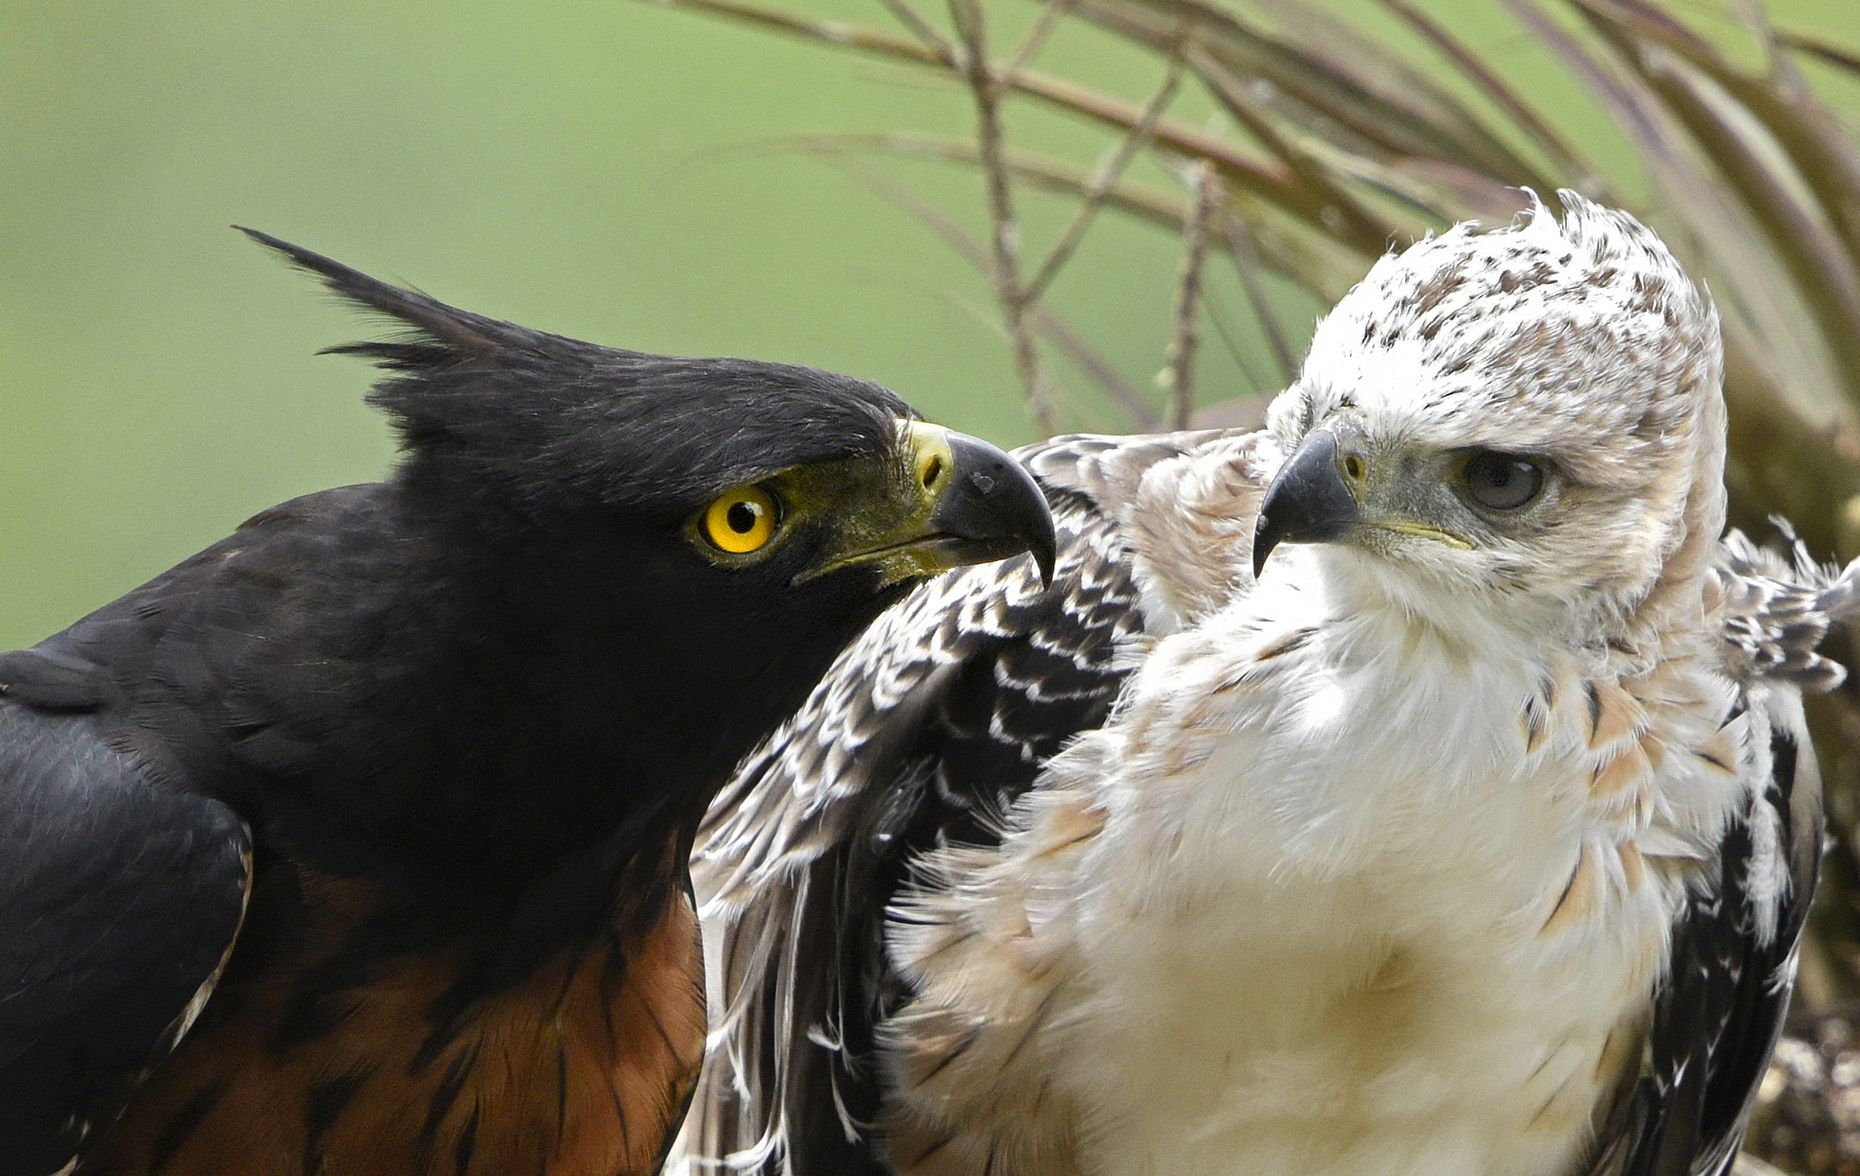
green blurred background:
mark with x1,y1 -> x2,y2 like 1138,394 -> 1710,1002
4,0 -> 1857,649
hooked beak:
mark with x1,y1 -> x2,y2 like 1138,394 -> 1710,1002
1252,428 -> 1361,578
814,423 -> 1057,588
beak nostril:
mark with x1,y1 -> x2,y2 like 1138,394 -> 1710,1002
1343,454 -> 1366,482
922,456 -> 945,489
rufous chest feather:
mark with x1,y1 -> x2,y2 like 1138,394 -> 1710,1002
83,863 -> 705,1176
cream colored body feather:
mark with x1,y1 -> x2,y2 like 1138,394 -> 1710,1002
883,536 -> 1760,1176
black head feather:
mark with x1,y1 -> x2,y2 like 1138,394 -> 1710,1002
236,226 -> 518,356
209,229 -> 976,892
237,227 -> 909,515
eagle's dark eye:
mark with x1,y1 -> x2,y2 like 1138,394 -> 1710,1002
701,485 -> 781,554
1462,451 -> 1545,511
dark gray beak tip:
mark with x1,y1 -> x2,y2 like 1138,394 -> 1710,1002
1250,518 -> 1275,581
1029,531 -> 1057,588
1251,429 -> 1359,578
936,433 -> 1058,588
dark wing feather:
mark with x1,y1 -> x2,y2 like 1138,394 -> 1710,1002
0,682 -> 250,1176
674,432 -> 1227,1175
0,483 -> 408,1176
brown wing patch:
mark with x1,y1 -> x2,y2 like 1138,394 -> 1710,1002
1590,741 -> 1652,802
1539,844 -> 1600,938
1586,679 -> 1646,751
1252,626 -> 1317,663
87,851 -> 704,1176
1694,724 -> 1742,774
1030,801 -> 1106,861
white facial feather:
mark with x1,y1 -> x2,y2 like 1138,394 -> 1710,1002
1267,190 -> 1726,641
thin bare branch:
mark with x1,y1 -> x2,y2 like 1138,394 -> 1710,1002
1077,0 -> 1550,189
879,0 -> 954,58
641,0 -> 1313,218
949,0 -> 1059,434
788,130 -> 1192,228
789,129 -> 1368,299
1198,283 -> 1272,395
1572,0 -> 1860,404
1025,56 -> 1184,304
1184,41 -> 1398,250
1778,29 -> 1860,76
1165,162 -> 1219,428
1730,0 -> 1809,98
1576,0 -> 1860,312
1003,0 -> 1073,82
1217,211 -> 1298,385
891,280 -> 1131,432
820,157 -> 1159,427
1375,0 -> 1597,183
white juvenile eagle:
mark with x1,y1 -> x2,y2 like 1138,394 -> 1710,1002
671,194 -> 1860,1175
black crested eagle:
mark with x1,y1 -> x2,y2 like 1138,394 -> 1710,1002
0,231 -> 1054,1176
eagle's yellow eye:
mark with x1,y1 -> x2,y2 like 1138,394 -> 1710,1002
702,485 -> 781,555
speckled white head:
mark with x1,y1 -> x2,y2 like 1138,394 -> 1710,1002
1261,190 -> 1725,639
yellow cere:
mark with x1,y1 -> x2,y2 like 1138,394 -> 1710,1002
703,485 -> 780,554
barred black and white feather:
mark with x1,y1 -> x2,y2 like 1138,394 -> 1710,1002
673,431 -> 1234,1174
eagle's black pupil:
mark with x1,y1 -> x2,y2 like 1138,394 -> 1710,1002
1465,452 -> 1544,511
727,501 -> 762,534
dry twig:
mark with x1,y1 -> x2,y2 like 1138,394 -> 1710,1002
1003,0 -> 1073,82
823,156 -> 1158,427
1217,211 -> 1297,387
949,0 -> 1058,435
1025,56 -> 1184,303
1165,161 -> 1218,429
879,0 -> 954,58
